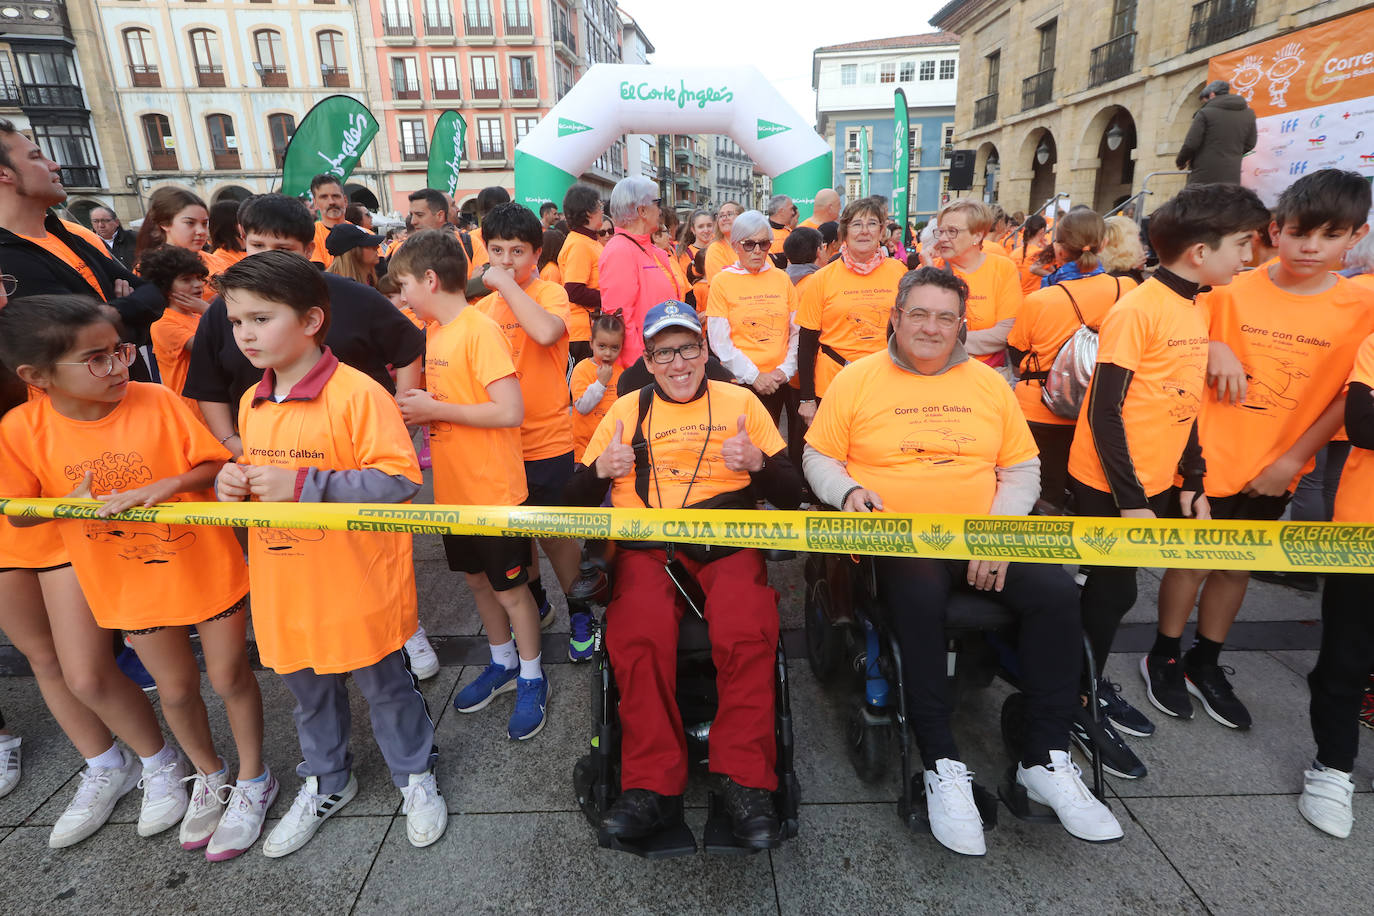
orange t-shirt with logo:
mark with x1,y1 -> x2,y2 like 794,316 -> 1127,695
940,253 -> 1023,336
558,229 -> 601,343
237,360 -> 420,674
705,264 -> 799,375
796,257 -> 907,397
569,357 -> 624,459
582,380 -> 785,508
807,350 -> 1038,514
16,221 -> 111,300
151,307 -> 205,423
1194,269 -> 1374,497
1009,274 -> 1136,426
1333,332 -> 1374,523
1067,278 -> 1211,498
0,382 -> 247,630
478,277 -> 574,461
425,306 -> 527,506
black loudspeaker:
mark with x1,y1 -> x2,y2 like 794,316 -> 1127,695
947,149 -> 975,190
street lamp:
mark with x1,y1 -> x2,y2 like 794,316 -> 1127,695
1106,123 -> 1124,151
1035,137 -> 1050,165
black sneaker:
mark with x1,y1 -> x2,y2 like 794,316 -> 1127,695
1096,677 -> 1155,737
1070,702 -> 1147,779
1140,654 -> 1194,720
601,789 -> 684,839
1184,662 -> 1252,730
717,776 -> 781,849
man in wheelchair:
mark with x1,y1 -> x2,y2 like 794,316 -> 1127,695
566,301 -> 802,849
803,268 -> 1121,855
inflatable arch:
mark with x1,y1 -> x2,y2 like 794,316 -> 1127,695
514,64 -> 833,218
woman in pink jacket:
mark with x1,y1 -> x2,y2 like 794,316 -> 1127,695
598,176 -> 685,367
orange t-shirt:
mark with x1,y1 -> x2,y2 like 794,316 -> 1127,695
1333,332 -> 1374,523
15,221 -> 112,300
569,357 -> 624,460
698,239 -> 735,308
1349,273 -> 1374,291
0,382 -> 247,630
1194,269 -> 1374,497
1067,277 -> 1210,498
806,350 -> 1038,514
983,239 -> 1011,260
311,221 -> 337,269
1009,274 -> 1136,426
559,229 -> 601,343
582,380 -> 785,508
203,247 -> 245,279
477,277 -> 574,461
796,257 -> 908,397
150,307 -> 205,422
940,252 -> 1023,335
1011,244 -> 1046,295
705,264 -> 799,375
0,391 -> 64,570
539,261 -> 562,284
799,217 -> 821,231
772,224 -> 792,254
425,306 -> 526,506
237,360 -> 420,674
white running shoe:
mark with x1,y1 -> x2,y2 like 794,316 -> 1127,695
923,758 -> 986,856
179,761 -> 229,850
48,750 -> 140,848
137,752 -> 192,837
1017,749 -> 1124,843
262,774 -> 358,858
405,626 -> 440,680
400,770 -> 447,847
206,769 -> 279,861
1299,764 -> 1355,839
0,735 -> 20,798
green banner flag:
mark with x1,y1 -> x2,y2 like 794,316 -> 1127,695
892,88 -> 910,243
859,127 -> 869,198
279,95 -> 378,199
426,110 -> 467,198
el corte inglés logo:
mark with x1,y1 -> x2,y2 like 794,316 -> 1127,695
757,119 -> 791,139
557,118 -> 593,137
620,80 -> 734,110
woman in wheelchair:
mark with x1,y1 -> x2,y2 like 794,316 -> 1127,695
803,268 -> 1121,855
566,301 -> 802,849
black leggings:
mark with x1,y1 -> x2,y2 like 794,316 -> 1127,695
875,556 -> 1082,769
1027,421 -> 1074,511
1309,574 -> 1374,772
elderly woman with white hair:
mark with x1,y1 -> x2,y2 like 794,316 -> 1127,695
598,175 -> 685,367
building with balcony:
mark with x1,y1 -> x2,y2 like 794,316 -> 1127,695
930,0 -> 1367,215
619,8 -> 657,184
709,136 -> 754,211
812,32 -> 960,224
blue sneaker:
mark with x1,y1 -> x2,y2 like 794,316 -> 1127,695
568,611 -> 595,663
508,677 -> 550,741
453,662 -> 518,713
116,645 -> 157,693
538,600 -> 556,630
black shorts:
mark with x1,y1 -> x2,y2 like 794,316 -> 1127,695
524,451 -> 574,506
442,533 -> 531,591
1173,489 -> 1290,521
124,596 -> 247,636
0,562 -> 72,575
1067,478 -> 1179,518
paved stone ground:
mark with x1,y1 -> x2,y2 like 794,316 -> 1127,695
1,533 -> 1370,915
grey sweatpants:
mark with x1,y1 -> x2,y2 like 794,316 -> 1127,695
279,649 -> 436,793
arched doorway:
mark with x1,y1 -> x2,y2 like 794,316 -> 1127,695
977,142 -> 1000,204
213,185 -> 253,204
65,198 -> 103,227
1089,107 -> 1137,213
1025,129 -> 1057,214
345,183 -> 380,210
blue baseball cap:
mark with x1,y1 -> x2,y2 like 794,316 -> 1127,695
642,300 -> 701,339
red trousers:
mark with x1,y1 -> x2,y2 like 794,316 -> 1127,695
606,547 -> 779,795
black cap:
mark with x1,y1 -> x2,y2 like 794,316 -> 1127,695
325,221 -> 384,256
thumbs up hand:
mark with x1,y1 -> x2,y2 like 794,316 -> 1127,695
595,419 -> 636,480
721,414 -> 764,472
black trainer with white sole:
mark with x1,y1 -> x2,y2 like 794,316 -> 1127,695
1184,662 -> 1252,730
1096,678 -> 1155,737
1140,654 -> 1194,720
1070,704 -> 1146,780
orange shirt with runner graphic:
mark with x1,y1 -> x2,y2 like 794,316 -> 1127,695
15,221 -> 112,300
796,257 -> 907,397
425,306 -> 526,506
477,277 -> 574,460
569,357 -> 624,459
150,306 -> 205,422
237,360 -> 420,674
1193,268 -> 1374,497
559,229 -> 601,343
1334,332 -> 1374,523
705,264 -> 799,375
0,382 -> 247,630
806,350 -> 1038,514
582,380 -> 785,508
1067,277 -> 1211,498
1009,273 -> 1136,425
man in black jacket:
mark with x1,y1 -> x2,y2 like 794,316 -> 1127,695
1176,81 -> 1257,186
89,206 -> 138,269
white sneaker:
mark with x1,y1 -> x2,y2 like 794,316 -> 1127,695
1017,749 -> 1124,842
48,750 -> 140,848
923,758 -> 986,856
179,761 -> 229,850
400,770 -> 447,847
0,735 -> 20,798
405,626 -> 440,680
207,769 -> 279,861
262,774 -> 357,858
137,752 -> 192,837
1299,764 -> 1355,838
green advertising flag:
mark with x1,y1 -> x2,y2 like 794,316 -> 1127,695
279,95 -> 379,199
892,88 -> 910,243
426,110 -> 467,198
859,128 -> 870,198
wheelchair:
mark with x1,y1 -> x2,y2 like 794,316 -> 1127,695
572,552 -> 801,859
802,552 -> 1107,836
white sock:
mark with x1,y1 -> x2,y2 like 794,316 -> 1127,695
139,743 -> 177,772
85,743 -> 124,771
519,653 -> 543,681
490,640 -> 518,670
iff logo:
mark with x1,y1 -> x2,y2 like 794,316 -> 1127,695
1289,161 -> 1309,175
1279,118 -> 1300,133
757,118 -> 791,139
557,118 -> 593,138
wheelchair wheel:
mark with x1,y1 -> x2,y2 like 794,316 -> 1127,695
999,692 -> 1029,763
845,696 -> 892,784
805,574 -> 844,683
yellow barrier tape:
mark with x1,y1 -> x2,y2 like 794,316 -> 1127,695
3,497 -> 1373,573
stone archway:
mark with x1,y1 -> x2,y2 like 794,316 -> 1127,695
344,183 -> 380,210
1084,106 -> 1138,212
1021,128 -> 1057,213
976,141 -> 1000,204
212,185 -> 253,204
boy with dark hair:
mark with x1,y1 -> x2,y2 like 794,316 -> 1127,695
213,251 -> 445,854
1148,170 -> 1374,730
783,227 -> 824,286
1065,183 -> 1270,780
140,245 -> 211,420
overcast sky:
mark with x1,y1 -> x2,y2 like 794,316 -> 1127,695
621,1 -> 950,127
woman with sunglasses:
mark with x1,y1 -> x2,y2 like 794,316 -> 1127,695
598,176 -> 685,368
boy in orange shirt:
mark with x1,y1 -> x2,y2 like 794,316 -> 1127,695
1147,170 -> 1374,731
390,231 -> 551,741
214,252 -> 446,856
140,244 -> 210,420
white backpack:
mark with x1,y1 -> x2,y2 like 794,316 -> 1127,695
1033,278 -> 1121,420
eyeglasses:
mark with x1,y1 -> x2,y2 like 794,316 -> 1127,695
0,274 -> 15,296
850,220 -> 882,231
897,307 -> 963,329
738,238 -> 772,252
597,228 -> 614,237
56,342 -> 137,378
932,227 -> 966,239
648,342 -> 703,364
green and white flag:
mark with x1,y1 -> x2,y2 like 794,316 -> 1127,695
859,127 -> 870,198
426,110 -> 467,197
892,88 -> 910,242
279,95 -> 378,199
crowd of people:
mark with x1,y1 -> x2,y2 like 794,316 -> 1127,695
0,110 -> 1372,865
